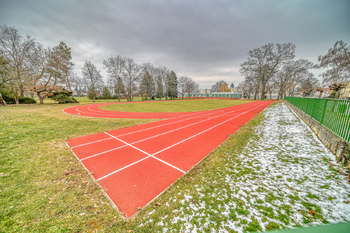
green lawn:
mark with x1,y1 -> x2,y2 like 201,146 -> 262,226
100,99 -> 255,112
0,99 -> 270,232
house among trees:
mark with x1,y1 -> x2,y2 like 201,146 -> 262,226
340,82 -> 350,99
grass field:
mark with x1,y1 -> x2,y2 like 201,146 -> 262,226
100,99 -> 255,112
1,99 -> 272,232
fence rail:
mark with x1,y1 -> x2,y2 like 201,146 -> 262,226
284,97 -> 350,143
183,93 -> 242,98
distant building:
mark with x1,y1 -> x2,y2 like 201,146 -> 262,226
230,87 -> 243,93
340,82 -> 350,98
200,89 -> 212,94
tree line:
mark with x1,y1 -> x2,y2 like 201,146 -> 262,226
0,25 -> 200,105
238,41 -> 350,99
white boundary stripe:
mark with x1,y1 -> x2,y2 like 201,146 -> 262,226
70,102 -> 259,148
77,103 -> 259,161
96,102 -> 266,181
104,132 -> 186,174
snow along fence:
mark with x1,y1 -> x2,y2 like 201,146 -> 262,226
284,98 -> 350,169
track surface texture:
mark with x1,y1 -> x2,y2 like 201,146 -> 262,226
65,100 -> 273,218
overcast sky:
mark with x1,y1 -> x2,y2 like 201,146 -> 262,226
1,0 -> 349,88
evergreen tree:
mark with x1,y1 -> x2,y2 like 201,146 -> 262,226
140,71 -> 155,100
102,86 -> 112,99
156,77 -> 163,100
168,71 -> 178,99
114,76 -> 125,102
54,41 -> 74,91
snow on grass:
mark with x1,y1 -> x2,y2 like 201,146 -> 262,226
140,103 -> 350,233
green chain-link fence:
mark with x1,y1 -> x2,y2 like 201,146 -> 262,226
285,97 -> 350,143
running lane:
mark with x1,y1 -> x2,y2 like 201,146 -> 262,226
65,100 -> 273,217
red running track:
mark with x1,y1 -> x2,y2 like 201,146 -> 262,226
65,100 -> 273,218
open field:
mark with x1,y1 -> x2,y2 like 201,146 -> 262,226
100,99 -> 255,112
1,99 -> 348,232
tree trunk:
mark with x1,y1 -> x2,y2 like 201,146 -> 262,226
66,73 -> 72,91
93,94 -> 95,103
261,82 -> 266,100
335,90 -> 340,99
38,94 -> 44,104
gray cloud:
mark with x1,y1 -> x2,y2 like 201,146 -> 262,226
1,0 -> 349,88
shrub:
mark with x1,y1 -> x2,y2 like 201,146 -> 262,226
0,90 -> 36,104
19,96 -> 36,104
48,89 -> 79,104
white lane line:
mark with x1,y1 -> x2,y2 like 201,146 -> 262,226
96,155 -> 151,181
104,132 -> 186,174
71,137 -> 113,148
80,144 -> 128,161
70,102 -> 260,148
152,103 -> 266,156
77,103 -> 259,160
96,102 -> 268,180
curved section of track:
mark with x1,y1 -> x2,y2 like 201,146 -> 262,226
63,101 -> 255,119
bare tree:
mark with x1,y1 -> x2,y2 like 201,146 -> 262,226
69,73 -> 83,96
178,76 -> 188,99
321,68 -> 349,99
27,43 -> 66,104
240,43 -> 295,100
155,70 -> 163,100
0,25 -> 35,103
211,80 -> 226,92
158,66 -> 170,100
318,40 -> 350,73
82,61 -> 103,103
273,59 -> 313,100
185,77 -> 199,98
0,55 -> 10,89
299,73 -> 319,97
103,55 -> 142,101
238,77 -> 254,99
265,81 -> 276,99
317,41 -> 350,99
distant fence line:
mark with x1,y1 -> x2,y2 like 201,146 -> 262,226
183,93 -> 242,98
284,97 -> 350,143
